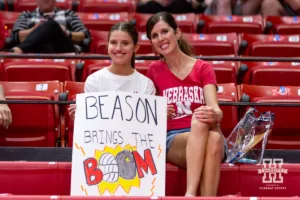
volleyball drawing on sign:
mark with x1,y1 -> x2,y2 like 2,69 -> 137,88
83,144 -> 158,195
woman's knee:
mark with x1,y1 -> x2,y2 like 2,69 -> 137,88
207,131 -> 224,157
191,117 -> 209,135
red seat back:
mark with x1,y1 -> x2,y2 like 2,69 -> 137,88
13,0 -> 72,11
207,60 -> 238,84
217,83 -> 239,138
266,16 -> 300,35
77,12 -> 131,31
0,162 -> 59,195
1,58 -> 75,82
78,0 -> 135,13
135,13 -> 196,33
64,81 -> 84,147
198,15 -> 264,34
0,11 -> 19,31
0,81 -> 61,147
183,33 -> 239,56
241,33 -> 300,57
241,84 -> 300,149
241,62 -> 300,86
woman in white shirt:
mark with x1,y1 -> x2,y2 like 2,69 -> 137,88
68,22 -> 156,119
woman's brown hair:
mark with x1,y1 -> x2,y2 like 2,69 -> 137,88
145,11 -> 194,57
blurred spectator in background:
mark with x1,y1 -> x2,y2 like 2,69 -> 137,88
205,0 -> 262,15
136,0 -> 207,14
10,0 -> 91,54
261,0 -> 300,16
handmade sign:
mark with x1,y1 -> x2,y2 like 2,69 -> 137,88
70,91 -> 167,197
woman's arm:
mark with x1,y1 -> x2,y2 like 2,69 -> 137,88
203,84 -> 223,123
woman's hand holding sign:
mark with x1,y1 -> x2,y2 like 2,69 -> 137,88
167,105 -> 175,120
68,104 -> 77,121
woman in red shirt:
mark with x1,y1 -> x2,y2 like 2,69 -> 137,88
146,11 -> 227,197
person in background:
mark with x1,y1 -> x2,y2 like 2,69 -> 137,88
261,0 -> 300,16
10,0 -> 91,54
205,0 -> 262,15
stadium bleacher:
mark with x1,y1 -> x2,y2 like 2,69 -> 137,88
0,0 -> 299,199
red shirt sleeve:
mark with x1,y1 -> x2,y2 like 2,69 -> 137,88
200,62 -> 217,87
146,63 -> 155,81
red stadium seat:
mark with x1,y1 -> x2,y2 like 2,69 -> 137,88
183,33 -> 239,56
1,58 -> 76,82
81,59 -> 152,81
81,59 -> 110,81
77,12 -> 131,31
135,13 -> 196,33
0,161 -> 59,195
240,164 -> 300,197
0,161 -> 239,197
58,162 -> 185,196
217,164 -> 240,196
240,33 -> 300,57
266,16 -> 300,35
78,0 -> 135,13
0,11 -> 20,31
63,81 -> 84,147
217,83 -> 239,138
162,163 -> 240,197
13,0 -> 72,11
197,15 -> 264,34
88,30 -> 108,54
241,84 -> 300,149
58,162 -> 71,195
240,62 -> 300,86
207,60 -> 238,84
0,81 -> 62,147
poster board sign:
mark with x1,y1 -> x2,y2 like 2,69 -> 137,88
70,91 -> 167,197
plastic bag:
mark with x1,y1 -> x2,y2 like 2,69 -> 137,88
226,107 -> 275,164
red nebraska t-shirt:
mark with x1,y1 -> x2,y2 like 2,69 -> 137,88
147,59 -> 217,131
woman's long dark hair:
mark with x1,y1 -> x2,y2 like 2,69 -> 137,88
146,11 -> 194,57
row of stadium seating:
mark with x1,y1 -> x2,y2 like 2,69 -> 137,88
2,11 -> 300,35
4,0 -> 136,13
87,31 -> 300,57
1,57 -> 300,87
0,81 -> 299,149
0,161 -> 298,197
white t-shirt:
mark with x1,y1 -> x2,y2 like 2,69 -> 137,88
84,67 -> 156,95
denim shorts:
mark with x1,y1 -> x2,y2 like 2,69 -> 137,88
166,128 -> 228,163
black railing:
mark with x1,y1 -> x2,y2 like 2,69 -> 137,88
1,54 -> 300,62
